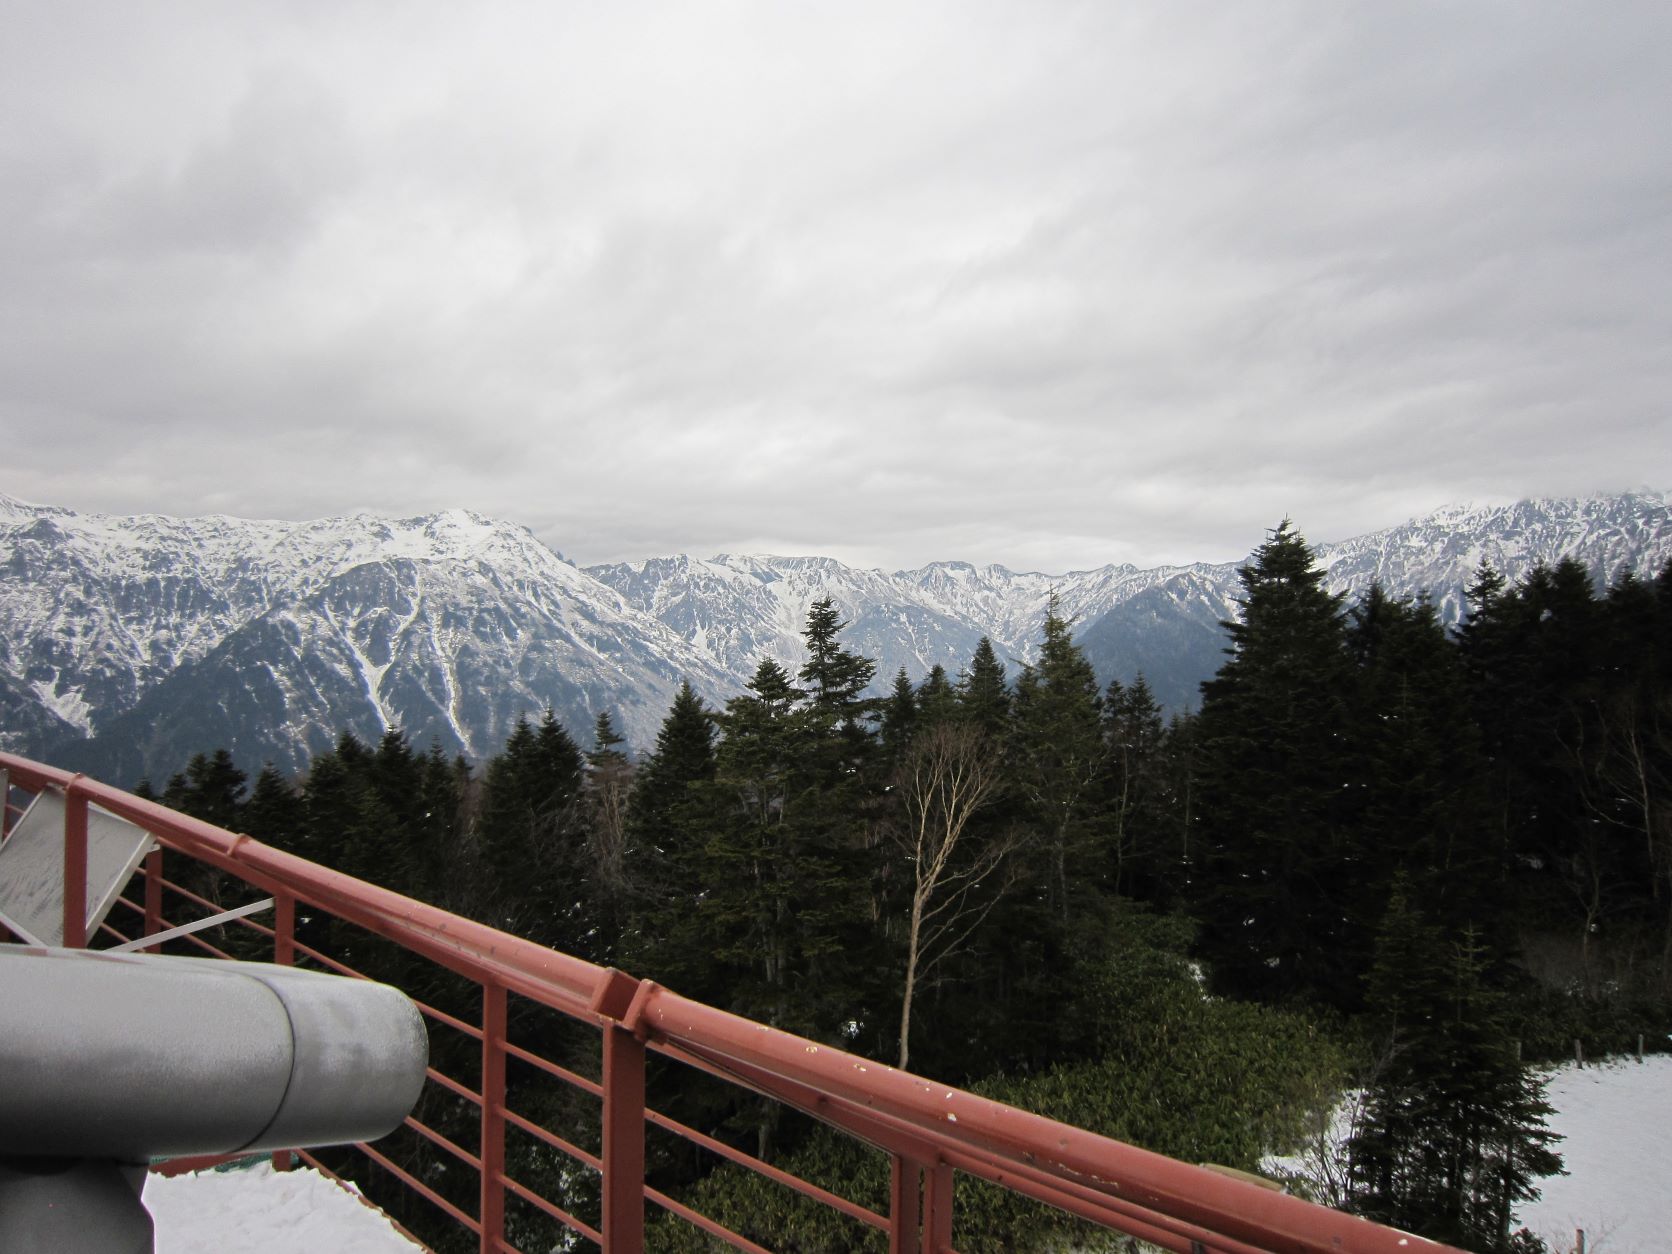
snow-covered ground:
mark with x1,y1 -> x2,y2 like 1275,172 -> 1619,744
1270,1054 -> 1672,1254
144,1161 -> 420,1253
1519,1055 -> 1672,1254
145,1057 -> 1670,1253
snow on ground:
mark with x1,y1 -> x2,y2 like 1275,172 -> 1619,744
1269,1054 -> 1672,1254
1519,1054 -> 1672,1254
144,1160 -> 421,1253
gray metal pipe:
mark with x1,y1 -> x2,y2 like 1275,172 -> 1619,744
0,946 -> 429,1254
0,946 -> 428,1160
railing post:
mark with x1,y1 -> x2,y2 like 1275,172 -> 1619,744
143,847 -> 164,951
922,1160 -> 953,1254
273,890 -> 295,966
889,1155 -> 919,1254
481,982 -> 507,1254
269,888 -> 299,1173
63,780 -> 89,948
602,1023 -> 646,1254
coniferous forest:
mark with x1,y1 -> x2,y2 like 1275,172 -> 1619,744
142,523 -> 1672,1254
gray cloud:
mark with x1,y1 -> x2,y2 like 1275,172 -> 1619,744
1,1 -> 1667,573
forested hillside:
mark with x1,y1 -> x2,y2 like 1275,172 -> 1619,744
145,523 -> 1672,1254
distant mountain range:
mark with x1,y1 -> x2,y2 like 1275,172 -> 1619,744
2,490 -> 1668,786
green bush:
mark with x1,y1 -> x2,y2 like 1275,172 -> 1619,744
647,906 -> 1347,1253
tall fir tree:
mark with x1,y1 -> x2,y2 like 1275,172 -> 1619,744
1192,520 -> 1358,1006
243,762 -> 305,848
585,710 -> 634,962
1349,888 -> 1562,1251
915,664 -> 960,728
1011,594 -> 1105,921
472,710 -> 587,953
880,668 -> 918,759
1099,675 -> 1169,902
1345,588 -> 1499,951
623,682 -> 718,991
958,636 -> 1012,737
698,656 -> 878,1156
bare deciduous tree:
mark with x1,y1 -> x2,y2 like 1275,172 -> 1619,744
891,722 -> 1013,1069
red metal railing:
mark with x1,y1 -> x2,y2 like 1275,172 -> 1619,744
0,751 -> 1461,1254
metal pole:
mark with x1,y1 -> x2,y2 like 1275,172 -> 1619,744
889,1155 -> 918,1254
63,782 -> 88,948
270,889 -> 299,1174
922,1161 -> 953,1254
143,847 -> 163,951
274,891 -> 295,967
601,1023 -> 646,1254
480,982 -> 507,1254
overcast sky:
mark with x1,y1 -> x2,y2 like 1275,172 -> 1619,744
2,3 -> 1667,572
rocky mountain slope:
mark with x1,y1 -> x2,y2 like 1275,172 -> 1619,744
2,490 -> 1667,784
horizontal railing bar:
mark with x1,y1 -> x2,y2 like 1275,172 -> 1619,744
412,996 -> 484,1040
645,1104 -> 886,1231
294,1145 -> 472,1251
146,875 -> 277,940
109,897 -> 274,954
936,1140 -> 1259,1254
153,874 -> 261,919
502,1039 -> 604,1098
403,1114 -> 481,1171
645,1184 -> 777,1254
500,1170 -> 602,1246
350,1141 -> 483,1235
501,1105 -> 601,1173
650,1037 -> 944,1165
425,1065 -> 484,1108
635,984 -> 1422,1254
95,920 -> 133,945
286,934 -> 375,981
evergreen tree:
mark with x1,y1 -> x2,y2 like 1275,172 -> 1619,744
472,710 -> 587,952
1346,588 -> 1499,949
623,682 -> 718,988
1011,594 -> 1105,921
1192,520 -> 1358,1006
700,656 -> 876,1041
173,749 -> 248,831
243,763 -> 305,848
879,668 -> 918,759
915,664 -> 960,728
1350,889 -> 1562,1250
799,597 -> 876,723
698,656 -> 880,1156
1099,675 -> 1168,902
958,636 -> 1012,736
585,711 -> 635,962
415,741 -> 472,913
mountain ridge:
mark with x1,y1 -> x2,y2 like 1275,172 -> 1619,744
2,489 -> 1668,783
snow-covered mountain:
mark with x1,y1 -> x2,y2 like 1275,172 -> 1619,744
2,490 -> 1668,785
0,495 -> 734,780
591,492 -> 1672,714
